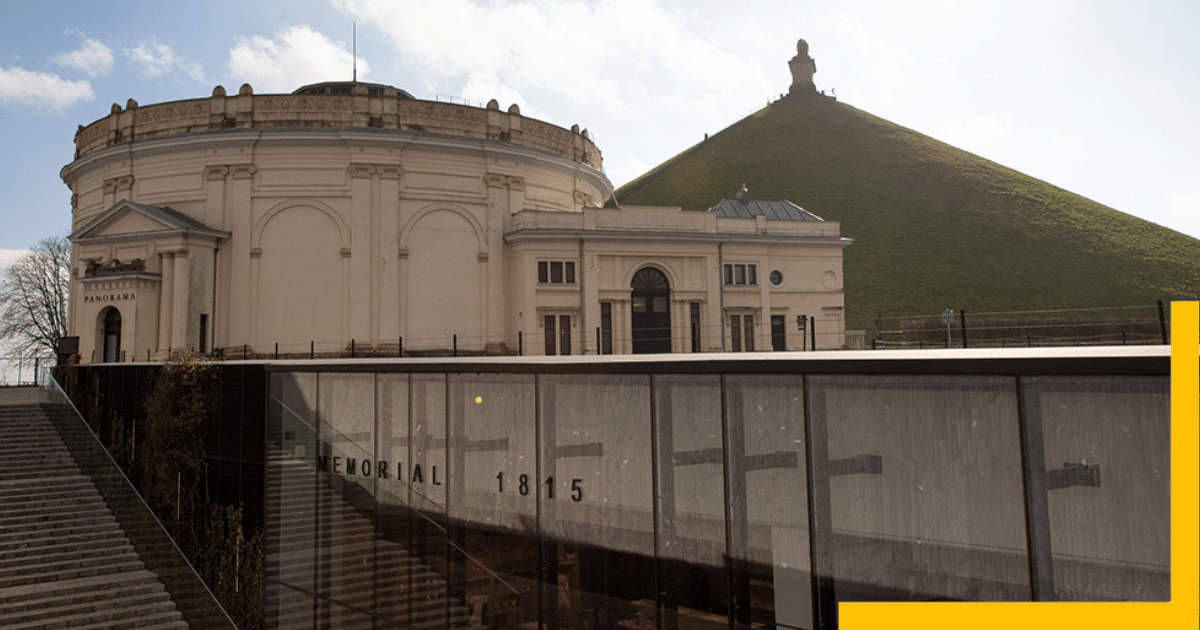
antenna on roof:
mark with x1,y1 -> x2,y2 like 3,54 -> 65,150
352,22 -> 357,83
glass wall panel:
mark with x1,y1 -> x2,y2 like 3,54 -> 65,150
807,375 -> 1030,622
404,374 -> 453,625
539,374 -> 656,630
653,375 -> 730,630
1022,376 -> 1169,601
372,373 -> 429,628
314,373 -> 378,628
448,374 -> 541,628
724,374 -> 812,630
266,372 -> 320,629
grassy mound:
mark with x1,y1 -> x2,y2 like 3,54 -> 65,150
615,96 -> 1200,333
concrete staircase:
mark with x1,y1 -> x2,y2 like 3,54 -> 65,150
266,451 -> 481,630
0,403 -> 188,629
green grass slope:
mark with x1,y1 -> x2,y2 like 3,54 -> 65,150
615,96 -> 1200,333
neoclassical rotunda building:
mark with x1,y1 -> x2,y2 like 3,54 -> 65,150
63,81 -> 850,362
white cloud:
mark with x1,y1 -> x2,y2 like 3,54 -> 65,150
0,66 -> 94,111
227,26 -> 367,93
128,40 -> 204,81
54,36 -> 113,77
0,249 -> 29,271
335,0 -> 775,120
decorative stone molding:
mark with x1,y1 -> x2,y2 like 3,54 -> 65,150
397,248 -> 409,259
230,164 -> 257,179
506,176 -> 525,192
340,247 -> 352,258
85,258 -> 146,277
71,90 -> 605,172
573,191 -> 597,207
347,164 -> 376,178
204,165 -> 230,181
103,175 -> 135,195
484,173 -> 508,189
349,164 -> 403,179
249,248 -> 262,259
478,252 -> 489,262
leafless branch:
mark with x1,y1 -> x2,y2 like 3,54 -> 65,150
0,236 -> 70,357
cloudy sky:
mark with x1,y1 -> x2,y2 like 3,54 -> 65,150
1,0 -> 1197,253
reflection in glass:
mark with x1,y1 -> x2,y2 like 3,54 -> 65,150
807,375 -> 1031,620
540,374 -> 657,630
1022,376 -> 1169,601
266,373 -> 319,629
655,375 -> 731,630
724,375 -> 811,630
448,374 -> 540,628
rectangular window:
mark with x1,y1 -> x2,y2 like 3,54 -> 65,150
632,296 -> 647,313
730,315 -> 742,352
771,315 -> 786,351
723,263 -> 758,286
744,315 -> 755,352
199,313 -> 209,353
601,303 -> 613,354
690,302 -> 701,352
538,260 -> 576,285
545,315 -> 557,356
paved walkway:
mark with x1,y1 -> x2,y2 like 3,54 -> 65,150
0,387 -> 39,406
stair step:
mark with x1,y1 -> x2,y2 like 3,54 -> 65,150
0,586 -> 175,628
0,556 -> 145,588
0,404 -> 205,630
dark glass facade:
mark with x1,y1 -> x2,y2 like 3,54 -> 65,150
263,353 -> 1170,629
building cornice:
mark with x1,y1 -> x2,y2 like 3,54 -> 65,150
504,227 -> 853,247
61,126 -> 612,196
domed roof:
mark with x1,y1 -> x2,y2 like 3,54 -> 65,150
292,81 -> 414,99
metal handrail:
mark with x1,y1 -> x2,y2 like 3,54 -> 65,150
40,374 -> 238,630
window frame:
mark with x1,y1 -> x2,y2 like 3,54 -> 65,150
538,260 -> 577,285
723,263 -> 758,286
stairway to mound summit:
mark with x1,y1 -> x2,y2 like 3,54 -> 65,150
0,402 -> 187,629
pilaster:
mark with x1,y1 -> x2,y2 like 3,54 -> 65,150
158,251 -> 175,353
226,164 -> 255,347
171,249 -> 189,350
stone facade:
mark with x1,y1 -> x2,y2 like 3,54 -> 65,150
63,82 -> 849,362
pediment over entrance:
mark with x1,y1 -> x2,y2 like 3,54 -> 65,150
71,199 -> 230,244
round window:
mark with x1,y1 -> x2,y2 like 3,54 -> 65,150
769,270 -> 783,286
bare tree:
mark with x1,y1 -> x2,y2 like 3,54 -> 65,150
0,236 -> 70,357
